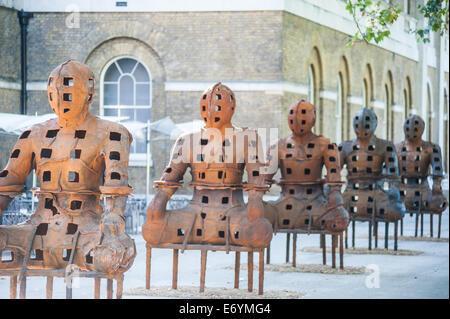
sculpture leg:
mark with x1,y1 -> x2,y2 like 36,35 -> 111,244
146,245 -> 151,289
430,214 -> 433,238
172,249 -> 179,290
368,220 -> 372,251
285,233 -> 290,263
339,232 -> 344,270
394,221 -> 398,251
248,251 -> 253,292
266,244 -> 270,264
259,250 -> 264,296
321,234 -> 326,265
352,220 -> 355,248
438,214 -> 442,239
116,275 -> 123,299
107,279 -> 113,299
374,221 -> 378,249
10,276 -> 17,299
234,251 -> 240,289
292,233 -> 297,268
94,278 -> 101,299
46,277 -> 53,299
384,222 -> 389,250
200,250 -> 207,293
331,234 -> 336,269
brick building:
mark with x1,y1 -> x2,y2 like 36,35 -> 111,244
0,0 -> 448,195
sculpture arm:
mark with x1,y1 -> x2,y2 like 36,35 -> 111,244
99,125 -> 133,229
244,131 -> 269,220
383,141 -> 401,189
0,128 -> 36,215
147,134 -> 189,220
430,143 -> 444,192
323,142 -> 344,207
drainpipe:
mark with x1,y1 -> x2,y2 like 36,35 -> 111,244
18,9 -> 33,115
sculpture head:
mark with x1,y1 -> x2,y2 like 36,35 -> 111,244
200,83 -> 235,129
403,115 -> 425,142
353,108 -> 377,139
47,60 -> 95,128
287,99 -> 316,136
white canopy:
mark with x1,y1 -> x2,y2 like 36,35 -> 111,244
0,113 -> 204,139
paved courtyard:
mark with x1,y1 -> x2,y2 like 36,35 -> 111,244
0,210 -> 448,299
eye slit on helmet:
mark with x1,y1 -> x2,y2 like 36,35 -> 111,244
365,124 -> 370,129
63,77 -> 73,86
88,94 -> 92,101
63,93 -> 72,101
202,106 -> 206,111
216,94 -> 221,100
230,94 -> 233,101
355,116 -> 359,120
203,94 -> 207,99
48,77 -> 53,86
89,79 -> 94,87
215,105 -> 221,111
64,109 -> 70,113
365,116 -> 370,121
214,117 -> 220,122
290,109 -> 294,114
49,93 -> 53,101
301,109 -> 306,114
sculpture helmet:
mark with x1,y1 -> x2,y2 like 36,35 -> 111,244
403,115 -> 425,141
287,100 -> 316,136
47,60 -> 95,127
353,108 -> 377,139
200,83 -> 236,128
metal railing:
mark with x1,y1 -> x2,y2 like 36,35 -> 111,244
0,195 -> 191,235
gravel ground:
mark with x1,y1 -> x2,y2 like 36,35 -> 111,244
0,209 -> 448,299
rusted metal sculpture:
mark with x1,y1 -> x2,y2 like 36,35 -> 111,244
263,100 -> 350,269
396,115 -> 448,238
0,60 -> 136,299
142,83 -> 273,295
339,108 -> 405,250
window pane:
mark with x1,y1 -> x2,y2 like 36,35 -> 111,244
134,63 -> 150,82
135,139 -> 147,153
119,75 -> 134,105
104,83 -> 117,105
136,108 -> 151,123
136,84 -> 150,105
121,108 -> 135,122
104,63 -> 120,81
117,58 -> 137,74
104,108 -> 118,117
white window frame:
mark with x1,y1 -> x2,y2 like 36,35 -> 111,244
100,56 -> 152,165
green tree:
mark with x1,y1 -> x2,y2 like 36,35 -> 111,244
345,0 -> 449,46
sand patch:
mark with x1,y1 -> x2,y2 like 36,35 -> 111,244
123,286 -> 304,299
301,246 -> 423,256
224,263 -> 365,275
359,235 -> 448,243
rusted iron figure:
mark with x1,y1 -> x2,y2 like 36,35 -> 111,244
0,60 -> 136,298
396,115 -> 447,238
263,100 -> 349,268
339,108 -> 405,250
142,83 -> 272,295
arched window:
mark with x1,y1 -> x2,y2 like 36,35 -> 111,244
336,73 -> 344,143
308,65 -> 315,104
101,57 -> 151,157
427,83 -> 433,141
444,88 -> 449,174
363,79 -> 368,108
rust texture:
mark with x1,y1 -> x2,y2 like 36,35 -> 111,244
263,100 -> 350,233
396,115 -> 447,215
339,108 -> 405,223
142,83 -> 273,248
0,60 -> 136,274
